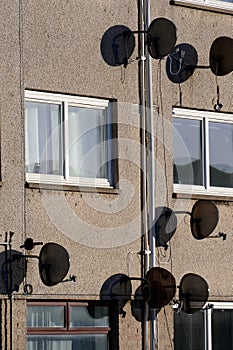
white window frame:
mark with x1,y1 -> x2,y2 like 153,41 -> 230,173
171,0 -> 233,14
173,108 -> 233,197
25,90 -> 113,188
174,301 -> 233,350
204,302 -> 233,350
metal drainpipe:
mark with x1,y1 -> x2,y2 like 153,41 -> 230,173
204,305 -> 213,350
139,0 -> 156,348
139,0 -> 149,349
144,1 -> 157,349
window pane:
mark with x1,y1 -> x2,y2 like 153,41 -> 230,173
27,306 -> 65,328
174,311 -> 204,350
209,122 -> 233,188
173,118 -> 203,185
212,309 -> 233,350
68,107 -> 108,178
70,305 -> 109,328
25,102 -> 62,175
27,334 -> 108,350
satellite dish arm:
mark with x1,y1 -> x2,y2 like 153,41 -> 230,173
182,292 -> 191,314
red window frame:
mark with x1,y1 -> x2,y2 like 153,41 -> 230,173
27,301 -> 111,336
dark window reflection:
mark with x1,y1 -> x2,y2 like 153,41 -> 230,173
209,122 -> 233,188
173,118 -> 203,185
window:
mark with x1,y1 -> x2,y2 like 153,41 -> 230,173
174,302 -> 233,350
25,91 -> 113,188
170,0 -> 233,13
27,301 -> 118,350
173,108 -> 233,196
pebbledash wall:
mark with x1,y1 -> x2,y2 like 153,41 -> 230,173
0,1 -> 232,349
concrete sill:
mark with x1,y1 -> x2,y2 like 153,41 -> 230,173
170,0 -> 233,15
173,192 -> 233,202
25,182 -> 119,195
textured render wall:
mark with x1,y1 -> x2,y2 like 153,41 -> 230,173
0,2 -> 27,347
20,1 -> 143,350
149,1 -> 233,293
0,2 -> 24,238
149,2 -> 233,348
23,0 -> 139,102
0,1 -> 232,350
0,1 -> 142,350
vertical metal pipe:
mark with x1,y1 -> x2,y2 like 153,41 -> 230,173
144,1 -> 157,349
204,306 -> 212,350
145,0 -> 155,269
138,0 -> 149,349
146,1 -> 156,349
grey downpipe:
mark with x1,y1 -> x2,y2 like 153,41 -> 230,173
139,0 -> 149,349
145,1 -> 157,350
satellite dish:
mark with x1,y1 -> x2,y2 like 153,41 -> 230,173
154,207 -> 177,248
179,273 -> 209,314
209,36 -> 233,76
100,25 -> 135,67
39,243 -> 70,286
100,273 -> 132,315
147,17 -> 177,59
166,43 -> 198,83
190,200 -> 219,240
131,284 -> 150,322
144,267 -> 176,309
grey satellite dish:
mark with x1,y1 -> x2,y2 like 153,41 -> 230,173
39,243 -> 70,287
147,17 -> 177,59
210,36 -> 233,76
166,43 -> 198,83
179,273 -> 209,314
100,273 -> 132,315
100,25 -> 135,67
155,207 -> 177,249
190,200 -> 219,240
144,267 -> 176,309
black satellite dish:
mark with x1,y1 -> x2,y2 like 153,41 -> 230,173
166,43 -> 198,83
179,273 -> 209,314
39,243 -> 70,287
190,200 -> 219,240
131,284 -> 150,322
144,267 -> 176,309
209,36 -> 233,76
100,273 -> 132,315
154,207 -> 177,248
147,17 -> 177,59
100,25 -> 135,67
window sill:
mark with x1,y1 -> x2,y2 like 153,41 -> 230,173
173,182 -> 233,201
173,192 -> 233,202
170,0 -> 233,15
25,182 -> 119,195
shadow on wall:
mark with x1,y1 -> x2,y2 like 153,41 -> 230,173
0,250 -> 26,294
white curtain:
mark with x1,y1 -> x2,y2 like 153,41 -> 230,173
25,103 -> 39,173
27,339 -> 72,350
25,102 -> 61,175
68,107 -> 105,178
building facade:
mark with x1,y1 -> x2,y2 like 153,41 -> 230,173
0,0 -> 232,349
